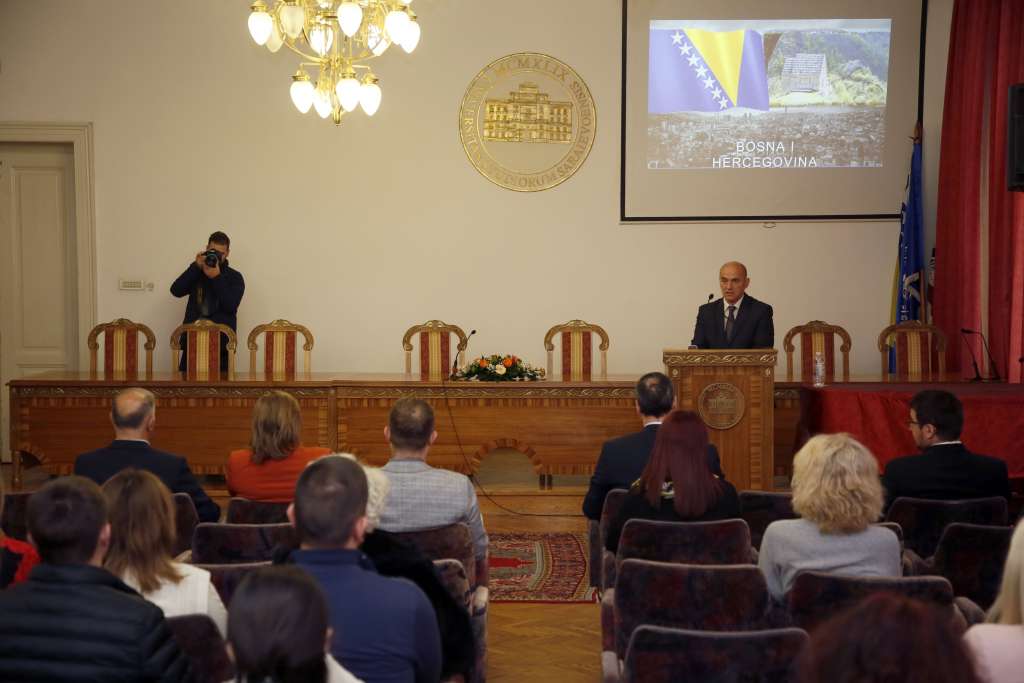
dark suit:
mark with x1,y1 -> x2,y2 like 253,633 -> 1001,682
691,295 -> 774,349
881,443 -> 1011,508
74,440 -> 220,522
582,424 -> 723,520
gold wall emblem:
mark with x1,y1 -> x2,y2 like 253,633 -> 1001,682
697,382 -> 746,430
460,53 -> 596,191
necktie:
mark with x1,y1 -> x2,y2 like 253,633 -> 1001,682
725,305 -> 736,342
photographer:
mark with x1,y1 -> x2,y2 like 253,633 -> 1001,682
170,231 -> 245,372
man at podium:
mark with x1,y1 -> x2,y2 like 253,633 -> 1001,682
691,261 -> 774,349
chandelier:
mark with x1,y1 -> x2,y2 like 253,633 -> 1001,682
247,0 -> 422,125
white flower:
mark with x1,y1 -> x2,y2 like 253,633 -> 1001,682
495,364 -> 507,375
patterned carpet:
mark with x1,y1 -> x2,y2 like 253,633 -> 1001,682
488,532 -> 598,603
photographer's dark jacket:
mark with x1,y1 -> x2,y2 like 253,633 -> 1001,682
170,261 -> 245,371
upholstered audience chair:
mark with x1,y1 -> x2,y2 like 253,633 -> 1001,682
603,518 -> 754,591
392,523 -> 487,682
543,319 -> 610,381
618,625 -> 809,683
782,320 -> 852,382
402,320 -> 470,381
247,319 -> 314,377
593,488 -> 628,589
86,318 -> 156,378
0,491 -> 30,541
787,571 -> 958,632
166,613 -> 235,682
172,493 -> 200,559
195,561 -> 271,608
602,560 -> 774,679
877,320 -> 948,380
884,496 -> 1009,558
225,498 -> 290,525
170,319 -> 237,380
738,491 -> 797,550
190,523 -> 295,564
908,523 -> 1013,609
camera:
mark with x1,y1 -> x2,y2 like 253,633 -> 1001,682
203,249 -> 222,267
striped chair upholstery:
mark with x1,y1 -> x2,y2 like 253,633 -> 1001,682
402,320 -> 470,382
170,319 -> 237,380
782,320 -> 851,382
877,321 -> 947,381
247,319 -> 314,377
544,319 -> 610,382
86,318 -> 156,378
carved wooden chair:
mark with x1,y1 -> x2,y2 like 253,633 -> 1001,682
544,319 -> 610,381
782,320 -> 851,382
170,319 -> 237,380
877,321 -> 947,381
247,319 -> 314,376
86,318 -> 156,378
402,320 -> 470,381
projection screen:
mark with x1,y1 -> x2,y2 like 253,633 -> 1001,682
620,0 -> 926,221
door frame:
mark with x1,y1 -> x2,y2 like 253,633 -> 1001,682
0,122 -> 98,369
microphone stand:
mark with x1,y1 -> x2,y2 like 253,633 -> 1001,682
450,329 -> 477,380
959,329 -> 983,382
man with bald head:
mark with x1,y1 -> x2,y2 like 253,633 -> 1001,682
691,261 -> 774,349
74,388 -> 220,522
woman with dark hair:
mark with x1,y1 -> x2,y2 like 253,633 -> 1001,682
227,565 -> 362,683
605,410 -> 740,553
227,390 -> 330,502
798,592 -> 981,683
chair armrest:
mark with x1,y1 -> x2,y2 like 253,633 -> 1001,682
601,550 -> 617,590
601,588 -> 616,652
954,596 -> 985,629
902,549 -> 932,576
601,650 -> 622,683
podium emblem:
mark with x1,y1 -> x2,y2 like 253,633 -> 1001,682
697,382 -> 745,430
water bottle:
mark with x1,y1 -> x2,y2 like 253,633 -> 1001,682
813,351 -> 826,387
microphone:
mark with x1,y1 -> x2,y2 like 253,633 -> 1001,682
451,329 -> 477,378
707,293 -> 714,303
959,329 -> 983,382
962,328 -> 1002,381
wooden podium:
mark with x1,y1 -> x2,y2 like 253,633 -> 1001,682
663,349 -> 777,491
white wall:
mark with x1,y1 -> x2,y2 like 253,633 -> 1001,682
0,0 -> 953,377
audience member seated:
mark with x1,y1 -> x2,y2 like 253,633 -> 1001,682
797,593 -> 981,683
285,455 -> 442,683
0,478 -> 38,588
74,387 -> 220,522
605,411 -> 740,554
583,371 -> 723,521
227,565 -> 362,683
964,520 -> 1024,683
227,390 -> 330,502
759,434 -> 900,602
0,476 -> 189,681
102,468 -> 228,634
882,389 -> 1010,508
377,398 -> 489,587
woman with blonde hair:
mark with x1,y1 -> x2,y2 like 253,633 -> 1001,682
963,520 -> 1024,682
102,468 -> 227,633
227,390 -> 329,502
758,433 -> 900,601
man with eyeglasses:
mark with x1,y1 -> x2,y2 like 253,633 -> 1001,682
881,389 -> 1010,509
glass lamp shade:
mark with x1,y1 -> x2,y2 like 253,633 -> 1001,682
367,24 -> 390,56
290,76 -> 315,113
399,20 -> 420,53
279,3 -> 306,38
360,79 -> 382,116
266,23 -> 284,52
309,23 -> 334,56
384,10 -> 410,44
313,90 -> 333,118
248,6 -> 274,45
338,1 -> 363,37
335,74 -> 362,112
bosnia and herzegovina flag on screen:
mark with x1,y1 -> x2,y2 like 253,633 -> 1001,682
649,27 -> 770,113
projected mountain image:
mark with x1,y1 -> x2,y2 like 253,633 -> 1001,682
646,19 -> 891,170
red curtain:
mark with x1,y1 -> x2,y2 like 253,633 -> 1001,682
935,0 -> 1024,381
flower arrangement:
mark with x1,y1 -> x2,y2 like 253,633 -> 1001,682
454,354 -> 545,381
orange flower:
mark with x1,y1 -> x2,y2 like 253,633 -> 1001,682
503,357 -> 514,367
478,358 -> 489,368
